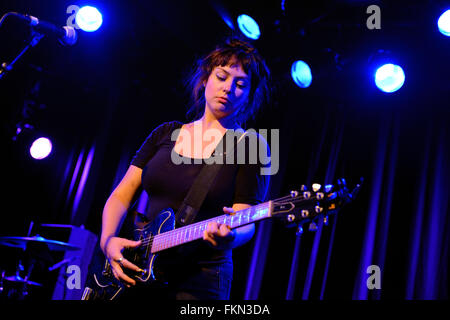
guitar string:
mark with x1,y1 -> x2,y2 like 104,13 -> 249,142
139,212 -> 253,248
139,195 -> 311,247
139,194 -> 320,249
139,206 -> 264,248
132,194 -> 320,250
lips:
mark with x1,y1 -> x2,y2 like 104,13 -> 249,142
217,97 -> 230,104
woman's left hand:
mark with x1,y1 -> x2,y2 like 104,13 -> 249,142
203,206 -> 236,250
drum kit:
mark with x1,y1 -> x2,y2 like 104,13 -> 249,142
0,234 -> 80,300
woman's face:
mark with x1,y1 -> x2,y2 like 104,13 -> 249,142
204,63 -> 251,121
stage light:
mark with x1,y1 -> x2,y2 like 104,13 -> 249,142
30,137 -> 52,160
291,60 -> 312,88
75,6 -> 103,32
237,14 -> 260,40
374,63 -> 405,93
437,9 -> 450,37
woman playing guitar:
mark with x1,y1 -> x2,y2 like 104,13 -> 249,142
99,37 -> 271,300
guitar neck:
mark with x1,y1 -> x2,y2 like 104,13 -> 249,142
151,201 -> 273,253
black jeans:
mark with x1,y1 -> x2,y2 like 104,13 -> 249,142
118,262 -> 233,301
172,262 -> 233,300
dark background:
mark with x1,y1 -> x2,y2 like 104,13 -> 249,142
0,0 -> 448,300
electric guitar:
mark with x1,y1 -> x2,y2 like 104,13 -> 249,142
82,179 -> 360,300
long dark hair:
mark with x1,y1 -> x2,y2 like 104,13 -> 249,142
185,37 -> 271,127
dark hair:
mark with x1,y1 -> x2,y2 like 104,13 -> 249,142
185,37 -> 270,127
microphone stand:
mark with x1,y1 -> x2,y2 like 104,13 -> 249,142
0,30 -> 44,80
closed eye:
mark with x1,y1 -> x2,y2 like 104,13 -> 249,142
216,73 -> 247,89
216,74 -> 226,81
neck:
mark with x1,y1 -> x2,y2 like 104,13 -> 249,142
198,108 -> 240,131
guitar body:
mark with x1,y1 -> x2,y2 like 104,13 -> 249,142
82,208 -> 176,300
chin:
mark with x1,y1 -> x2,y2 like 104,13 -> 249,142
206,101 -> 237,120
211,104 -> 232,117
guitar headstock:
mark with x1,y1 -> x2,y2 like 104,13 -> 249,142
272,178 -> 362,233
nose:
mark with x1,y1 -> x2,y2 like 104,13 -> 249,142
222,79 -> 232,93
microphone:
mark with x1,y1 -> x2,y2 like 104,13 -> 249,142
8,12 -> 77,46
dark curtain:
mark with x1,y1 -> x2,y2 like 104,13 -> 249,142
242,94 -> 449,300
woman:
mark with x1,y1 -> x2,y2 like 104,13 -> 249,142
100,37 -> 271,300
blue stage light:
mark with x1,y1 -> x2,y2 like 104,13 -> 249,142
237,14 -> 260,40
30,137 -> 52,160
291,60 -> 312,88
75,6 -> 103,32
437,9 -> 450,37
374,63 -> 405,93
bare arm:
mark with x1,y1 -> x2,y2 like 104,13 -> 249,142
100,165 -> 144,286
100,165 -> 143,252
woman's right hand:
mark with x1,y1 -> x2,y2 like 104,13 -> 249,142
103,236 -> 142,287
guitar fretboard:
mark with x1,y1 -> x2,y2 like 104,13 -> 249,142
151,201 -> 272,253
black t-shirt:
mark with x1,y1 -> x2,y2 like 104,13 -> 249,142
130,120 -> 270,266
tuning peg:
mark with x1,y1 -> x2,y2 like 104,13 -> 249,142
323,216 -> 329,226
290,190 -> 299,198
328,192 -> 338,200
316,192 -> 324,200
303,191 -> 311,199
324,184 -> 333,193
287,214 -> 295,223
312,183 -> 321,192
315,206 -> 323,213
296,226 -> 304,236
301,210 -> 309,218
337,178 -> 347,187
300,185 -> 307,191
309,222 -> 318,232
350,181 -> 362,198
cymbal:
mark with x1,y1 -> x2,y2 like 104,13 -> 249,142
0,236 -> 80,251
3,275 -> 42,287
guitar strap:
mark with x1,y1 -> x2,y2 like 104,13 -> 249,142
175,129 -> 247,226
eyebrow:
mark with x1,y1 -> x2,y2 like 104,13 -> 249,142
216,67 -> 249,80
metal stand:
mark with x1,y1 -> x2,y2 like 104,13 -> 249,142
0,31 -> 44,80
